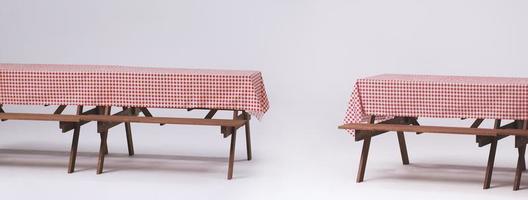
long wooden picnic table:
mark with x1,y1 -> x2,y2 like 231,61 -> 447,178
339,74 -> 528,190
0,63 -> 270,179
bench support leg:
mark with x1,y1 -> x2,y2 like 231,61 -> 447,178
514,143 -> 526,191
483,138 -> 498,189
357,115 -> 376,183
96,106 -> 111,174
124,107 -> 135,156
67,106 -> 83,173
227,131 -> 237,180
244,112 -> 252,161
397,131 -> 409,165
125,122 -> 134,156
513,122 -> 527,191
68,125 -> 81,173
357,137 -> 371,183
521,147 -> 527,172
97,132 -> 108,174
101,107 -> 111,155
101,132 -> 109,155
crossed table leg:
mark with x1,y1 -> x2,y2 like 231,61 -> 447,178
63,106 -> 132,173
85,107 -> 252,180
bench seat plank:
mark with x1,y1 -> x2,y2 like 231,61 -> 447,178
0,113 -> 80,122
0,112 -> 245,127
80,115 -> 246,127
339,123 -> 528,137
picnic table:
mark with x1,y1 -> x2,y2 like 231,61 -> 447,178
0,63 -> 269,179
339,74 -> 528,190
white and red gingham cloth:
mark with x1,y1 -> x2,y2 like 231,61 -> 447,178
0,63 -> 269,118
343,74 -> 528,132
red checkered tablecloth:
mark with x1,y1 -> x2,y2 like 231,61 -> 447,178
343,74 -> 528,133
0,63 -> 269,119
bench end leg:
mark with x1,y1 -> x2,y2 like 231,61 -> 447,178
357,137 -> 371,183
227,132 -> 237,180
125,122 -> 134,156
96,132 -> 108,175
244,113 -> 252,161
514,144 -> 526,191
67,125 -> 81,173
483,138 -> 498,189
397,131 -> 410,165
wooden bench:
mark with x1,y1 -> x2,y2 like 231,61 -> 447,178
0,104 -> 252,180
339,116 -> 528,190
0,113 -> 81,122
339,123 -> 528,137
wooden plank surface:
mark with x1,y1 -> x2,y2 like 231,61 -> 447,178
354,117 -> 410,141
0,112 -> 245,127
339,123 -> 528,136
0,113 -> 80,122
80,115 -> 246,127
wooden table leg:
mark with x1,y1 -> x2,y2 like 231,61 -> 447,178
96,132 -> 108,174
244,112 -> 252,161
357,115 -> 375,183
521,145 -> 527,171
123,107 -> 135,156
68,128 -> 81,173
100,134 -> 108,155
227,110 -> 239,180
96,106 -> 111,174
397,131 -> 409,165
101,107 -> 111,155
483,119 -> 501,189
67,106 -> 83,173
357,137 -> 371,183
227,131 -> 237,180
514,141 -> 526,191
514,121 -> 528,190
483,137 -> 498,189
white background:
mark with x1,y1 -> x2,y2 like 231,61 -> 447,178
1,0 -> 528,199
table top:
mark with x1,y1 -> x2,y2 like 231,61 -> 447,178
344,74 -> 528,133
0,63 -> 260,75
364,74 -> 528,85
0,63 -> 269,118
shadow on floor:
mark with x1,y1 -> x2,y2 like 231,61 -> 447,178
366,162 -> 527,190
0,148 -> 249,174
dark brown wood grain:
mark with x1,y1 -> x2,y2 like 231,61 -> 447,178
341,116 -> 528,190
340,123 -> 528,136
67,105 -> 83,173
124,107 -> 135,156
204,109 -> 218,119
356,115 -> 375,183
96,106 -> 111,174
227,110 -> 239,180
0,113 -> 81,122
514,121 -> 528,191
244,111 -> 252,161
53,105 -> 67,115
0,106 -> 252,180
483,120 -> 501,189
60,107 -> 99,132
397,131 -> 409,165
